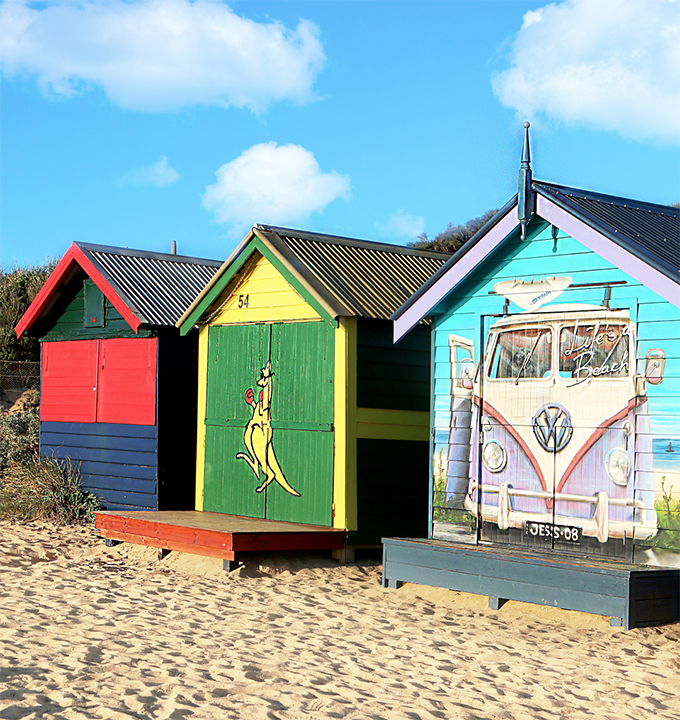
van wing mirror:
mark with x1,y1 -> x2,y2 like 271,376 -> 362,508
460,358 -> 475,390
645,349 -> 665,385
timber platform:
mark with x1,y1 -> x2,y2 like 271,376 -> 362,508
382,537 -> 680,630
95,511 -> 345,569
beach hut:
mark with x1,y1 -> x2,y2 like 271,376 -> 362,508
177,225 -> 450,549
384,125 -> 680,628
16,242 -> 222,511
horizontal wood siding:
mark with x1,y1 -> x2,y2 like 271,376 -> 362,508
40,421 -> 158,510
357,319 -> 430,411
349,438 -> 429,545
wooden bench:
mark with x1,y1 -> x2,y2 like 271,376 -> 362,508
96,510 -> 345,570
382,538 -> 680,630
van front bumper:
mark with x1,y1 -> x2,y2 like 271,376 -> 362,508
464,482 -> 656,543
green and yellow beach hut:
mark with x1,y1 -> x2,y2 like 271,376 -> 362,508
178,225 -> 449,547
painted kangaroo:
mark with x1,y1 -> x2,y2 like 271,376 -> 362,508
236,360 -> 300,496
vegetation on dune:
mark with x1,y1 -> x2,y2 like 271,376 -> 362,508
0,406 -> 40,471
408,209 -> 498,254
0,453 -> 99,525
0,258 -> 59,362
0,407 -> 99,524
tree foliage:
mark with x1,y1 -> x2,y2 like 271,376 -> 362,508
0,260 -> 59,362
407,209 -> 498,254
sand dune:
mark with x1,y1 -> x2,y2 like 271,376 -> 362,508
1,521 -> 679,719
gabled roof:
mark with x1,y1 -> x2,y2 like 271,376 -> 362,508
392,183 -> 679,343
16,242 -> 222,338
534,182 -> 679,280
178,225 -> 451,333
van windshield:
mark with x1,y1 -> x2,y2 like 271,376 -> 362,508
488,328 -> 552,382
559,321 -> 630,385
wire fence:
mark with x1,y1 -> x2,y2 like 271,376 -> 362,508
0,361 -> 40,393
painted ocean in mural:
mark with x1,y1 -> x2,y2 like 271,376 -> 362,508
653,438 -> 680,472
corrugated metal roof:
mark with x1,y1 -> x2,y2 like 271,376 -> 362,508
80,243 -> 222,326
257,226 -> 451,320
535,182 -> 679,281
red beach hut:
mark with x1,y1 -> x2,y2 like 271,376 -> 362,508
16,242 -> 222,511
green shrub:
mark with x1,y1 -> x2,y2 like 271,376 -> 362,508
0,454 -> 99,524
0,407 -> 40,472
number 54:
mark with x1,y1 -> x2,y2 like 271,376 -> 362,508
238,294 -> 249,308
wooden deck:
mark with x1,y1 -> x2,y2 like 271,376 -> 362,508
95,511 -> 345,565
382,538 -> 680,630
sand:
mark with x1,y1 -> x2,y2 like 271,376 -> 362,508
1,522 -> 679,720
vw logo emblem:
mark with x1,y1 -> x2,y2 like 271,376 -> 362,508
532,403 -> 573,453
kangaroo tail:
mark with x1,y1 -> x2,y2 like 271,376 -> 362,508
274,474 -> 301,497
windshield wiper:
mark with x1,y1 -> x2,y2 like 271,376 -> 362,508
515,331 -> 543,385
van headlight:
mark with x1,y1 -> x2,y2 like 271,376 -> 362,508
605,448 -> 630,486
483,440 -> 507,473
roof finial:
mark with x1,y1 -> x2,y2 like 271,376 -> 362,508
518,121 -> 535,241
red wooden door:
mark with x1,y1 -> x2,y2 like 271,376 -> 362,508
40,338 -> 157,426
41,341 -> 97,422
96,338 -> 157,425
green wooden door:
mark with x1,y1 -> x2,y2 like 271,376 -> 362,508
267,322 -> 334,525
204,324 -> 268,518
204,321 -> 335,525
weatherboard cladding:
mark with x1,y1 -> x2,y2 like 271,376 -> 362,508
81,244 -> 223,327
534,182 -> 680,278
273,231 -> 450,320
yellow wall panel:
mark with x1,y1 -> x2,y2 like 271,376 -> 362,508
333,317 -> 357,531
195,325 -> 209,510
212,254 -> 320,324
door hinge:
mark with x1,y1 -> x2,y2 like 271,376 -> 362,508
332,503 -> 336,519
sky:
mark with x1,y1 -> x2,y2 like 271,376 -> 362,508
1,0 -> 679,268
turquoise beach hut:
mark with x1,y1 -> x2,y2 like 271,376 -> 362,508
383,125 -> 680,629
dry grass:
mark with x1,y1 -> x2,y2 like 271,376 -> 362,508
0,453 -> 99,524
0,407 -> 99,524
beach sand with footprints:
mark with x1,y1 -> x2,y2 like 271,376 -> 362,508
1,521 -> 679,720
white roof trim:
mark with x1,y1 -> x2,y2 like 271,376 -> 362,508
536,195 -> 680,310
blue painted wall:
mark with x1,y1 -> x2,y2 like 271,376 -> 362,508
430,221 -> 680,565
41,421 -> 159,510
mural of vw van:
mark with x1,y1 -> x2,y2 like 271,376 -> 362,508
444,277 -> 667,555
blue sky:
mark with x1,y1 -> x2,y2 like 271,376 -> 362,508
1,0 -> 678,267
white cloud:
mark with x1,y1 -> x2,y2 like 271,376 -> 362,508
379,210 -> 425,240
492,0 -> 680,143
0,0 -> 326,113
201,142 -> 351,235
121,156 -> 180,187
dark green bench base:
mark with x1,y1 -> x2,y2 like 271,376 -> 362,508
382,538 -> 680,630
